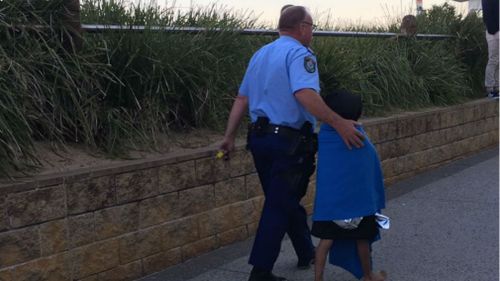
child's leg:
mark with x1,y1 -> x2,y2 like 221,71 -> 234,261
314,239 -> 333,281
357,240 -> 386,281
357,239 -> 372,278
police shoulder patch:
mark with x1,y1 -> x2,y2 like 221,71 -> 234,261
304,56 -> 316,73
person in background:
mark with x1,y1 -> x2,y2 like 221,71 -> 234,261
481,0 -> 499,99
218,5 -> 364,281
400,14 -> 417,37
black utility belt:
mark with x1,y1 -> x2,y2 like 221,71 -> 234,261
249,122 -> 315,141
248,117 -> 315,141
250,123 -> 301,138
247,118 -> 318,155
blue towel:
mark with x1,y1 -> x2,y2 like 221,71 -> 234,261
313,123 -> 386,279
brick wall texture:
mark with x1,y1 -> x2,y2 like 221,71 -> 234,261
0,100 -> 497,280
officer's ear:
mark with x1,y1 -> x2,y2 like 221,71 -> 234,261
298,23 -> 307,35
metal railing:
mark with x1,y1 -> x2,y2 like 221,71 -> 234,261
81,24 -> 454,40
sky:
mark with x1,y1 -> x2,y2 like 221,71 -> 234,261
152,0 -> 473,26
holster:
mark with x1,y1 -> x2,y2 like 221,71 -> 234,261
247,117 -> 318,198
279,152 -> 316,198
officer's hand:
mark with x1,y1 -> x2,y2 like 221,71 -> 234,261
217,136 -> 235,160
335,119 -> 365,150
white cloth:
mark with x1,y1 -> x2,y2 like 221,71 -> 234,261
485,31 -> 499,91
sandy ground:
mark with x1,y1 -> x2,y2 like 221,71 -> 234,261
32,128 -> 228,176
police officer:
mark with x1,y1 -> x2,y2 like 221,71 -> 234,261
219,6 -> 364,281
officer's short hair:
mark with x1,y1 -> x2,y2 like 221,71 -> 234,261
278,6 -> 307,31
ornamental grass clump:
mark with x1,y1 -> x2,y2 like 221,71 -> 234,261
0,0 -> 116,177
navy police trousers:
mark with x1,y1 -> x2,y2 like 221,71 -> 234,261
247,130 -> 316,271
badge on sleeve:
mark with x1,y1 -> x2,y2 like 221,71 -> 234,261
304,56 -> 316,73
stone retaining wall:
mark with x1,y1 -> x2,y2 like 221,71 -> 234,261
0,99 -> 497,281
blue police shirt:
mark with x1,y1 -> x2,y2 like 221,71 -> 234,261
239,35 -> 320,129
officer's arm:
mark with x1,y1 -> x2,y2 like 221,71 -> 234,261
295,89 -> 364,149
221,95 -> 248,152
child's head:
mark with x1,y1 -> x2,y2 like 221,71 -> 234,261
323,90 -> 362,121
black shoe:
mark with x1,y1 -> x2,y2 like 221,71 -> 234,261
296,257 -> 315,270
297,248 -> 316,270
248,270 -> 288,281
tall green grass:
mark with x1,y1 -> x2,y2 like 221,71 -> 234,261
0,0 -> 487,177
0,0 -> 117,176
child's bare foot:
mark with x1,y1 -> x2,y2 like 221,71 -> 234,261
362,270 -> 387,281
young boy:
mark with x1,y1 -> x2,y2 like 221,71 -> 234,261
312,90 -> 387,281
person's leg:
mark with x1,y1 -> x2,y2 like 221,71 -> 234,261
314,239 -> 333,281
357,240 -> 372,279
287,204 -> 315,268
357,240 -> 386,281
248,196 -> 288,270
485,31 -> 499,97
286,154 -> 315,267
248,145 -> 298,274
248,148 -> 287,272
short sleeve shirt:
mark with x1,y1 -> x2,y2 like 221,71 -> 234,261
239,36 -> 320,129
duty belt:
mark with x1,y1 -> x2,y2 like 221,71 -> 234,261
249,122 -> 308,140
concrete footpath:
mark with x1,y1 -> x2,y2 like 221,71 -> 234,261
138,147 -> 499,281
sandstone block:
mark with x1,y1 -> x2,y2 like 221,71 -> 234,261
196,212 -> 217,238
158,161 -> 197,193
0,196 -> 7,231
69,239 -> 120,279
139,194 -> 179,228
462,104 -> 480,123
213,201 -> 258,233
95,203 -> 139,240
196,157 -> 231,185
178,185 -> 215,216
215,178 -> 246,207
67,176 -> 115,215
11,253 -> 70,281
251,197 -> 265,220
245,174 -> 263,199
97,260 -> 142,281
247,222 -> 259,236
0,227 -> 40,267
229,150 -> 255,177
40,219 -> 68,256
116,169 -> 159,204
181,236 -> 217,261
217,226 -> 248,247
396,116 -> 425,138
424,113 -> 441,131
161,217 -> 199,250
68,213 -> 95,248
119,227 -> 162,264
0,269 -> 11,281
485,101 -> 499,117
440,109 -> 465,128
381,158 -> 399,178
377,120 -> 398,142
142,248 -> 182,275
77,275 -> 98,281
7,185 -> 65,228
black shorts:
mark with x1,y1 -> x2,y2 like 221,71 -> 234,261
311,215 -> 379,240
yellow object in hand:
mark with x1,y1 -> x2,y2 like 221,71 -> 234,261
215,150 -> 225,159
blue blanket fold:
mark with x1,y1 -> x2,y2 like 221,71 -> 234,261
313,124 -> 386,279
